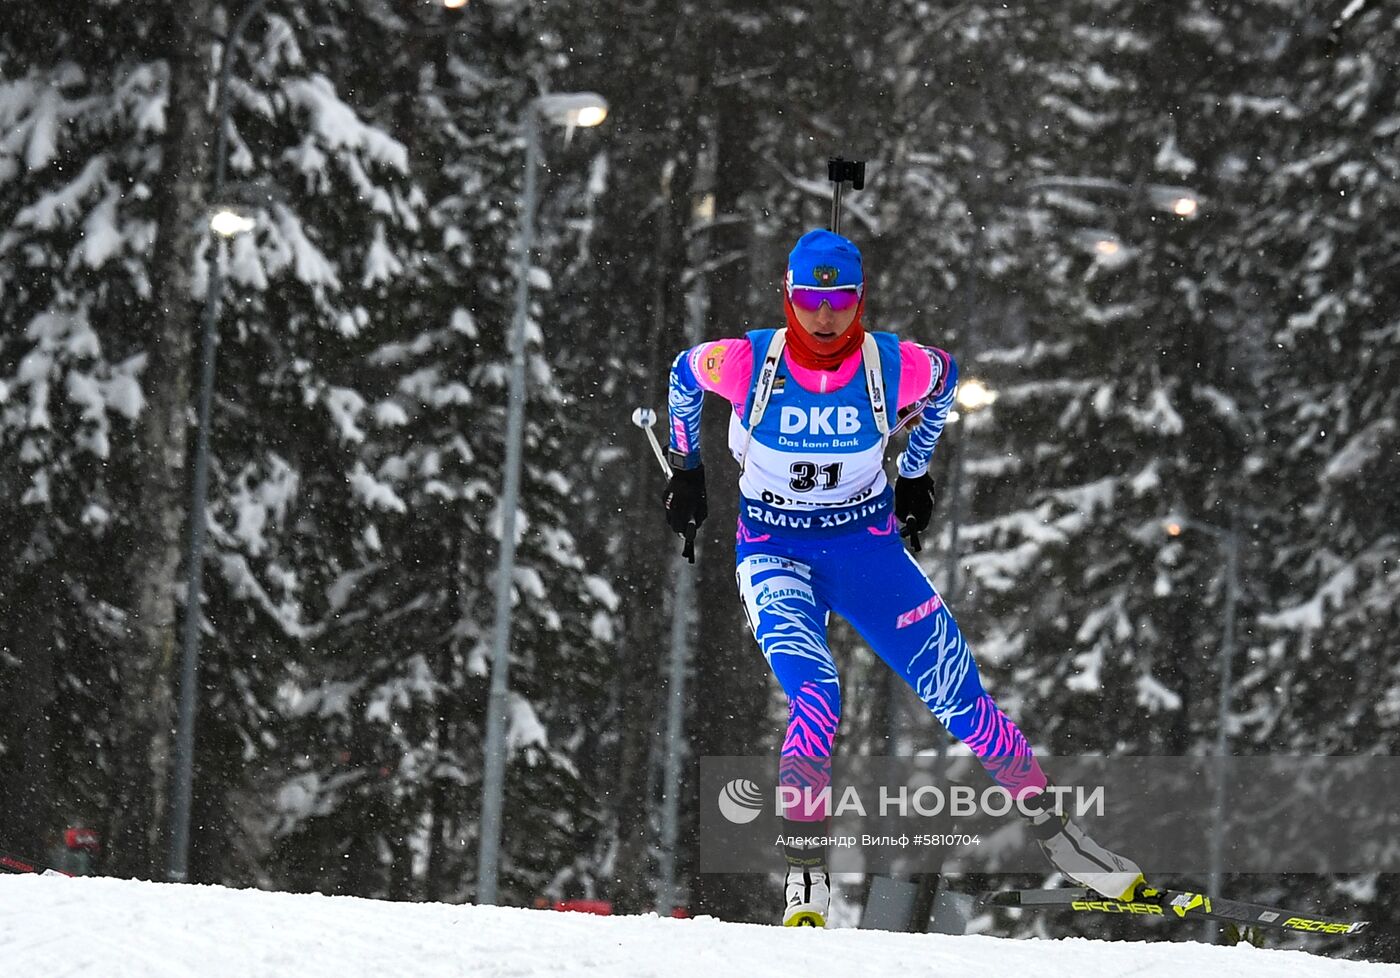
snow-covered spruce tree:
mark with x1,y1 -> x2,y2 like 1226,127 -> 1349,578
0,3 -> 212,871
255,2 -> 614,902
916,0 -> 1250,940
959,1 -> 1259,765
0,0 -> 431,880
167,3 -> 436,884
1219,2 -> 1400,954
1234,2 -> 1400,763
0,0 -> 615,895
965,1 -> 1392,951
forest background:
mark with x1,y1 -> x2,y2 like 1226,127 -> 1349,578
1,0 -> 1396,961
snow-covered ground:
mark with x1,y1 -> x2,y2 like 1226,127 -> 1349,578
1,874 -> 1393,978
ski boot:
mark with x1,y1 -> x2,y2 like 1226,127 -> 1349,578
780,821 -> 829,927
1026,796 -> 1146,901
783,864 -> 831,927
784,861 -> 823,923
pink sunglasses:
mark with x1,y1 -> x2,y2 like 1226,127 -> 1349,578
788,285 -> 862,313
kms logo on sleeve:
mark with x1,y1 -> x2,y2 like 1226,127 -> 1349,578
780,406 -> 861,436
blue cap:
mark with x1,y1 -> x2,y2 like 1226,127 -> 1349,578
786,229 -> 863,289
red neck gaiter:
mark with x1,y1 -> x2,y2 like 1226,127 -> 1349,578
783,293 -> 867,371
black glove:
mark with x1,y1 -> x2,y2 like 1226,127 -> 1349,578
662,464 -> 706,562
895,472 -> 935,552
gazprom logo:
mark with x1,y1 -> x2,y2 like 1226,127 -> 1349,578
780,406 -> 861,435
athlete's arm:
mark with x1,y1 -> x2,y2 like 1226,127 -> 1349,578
667,338 -> 754,468
896,343 -> 959,478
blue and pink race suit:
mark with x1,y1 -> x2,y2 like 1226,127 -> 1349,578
668,329 -> 1047,822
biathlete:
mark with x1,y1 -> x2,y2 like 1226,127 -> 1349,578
661,229 -> 1143,927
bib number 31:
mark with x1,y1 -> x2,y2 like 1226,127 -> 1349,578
789,461 -> 843,492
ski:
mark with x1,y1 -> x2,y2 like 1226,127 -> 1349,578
978,887 -> 1370,937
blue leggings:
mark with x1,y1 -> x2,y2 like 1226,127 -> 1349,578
736,526 -> 1046,820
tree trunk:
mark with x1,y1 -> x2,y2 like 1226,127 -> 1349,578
108,0 -> 214,879
604,131 -> 705,911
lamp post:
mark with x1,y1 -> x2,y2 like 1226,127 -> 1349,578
1165,513 -> 1241,942
476,91 -> 609,907
655,545 -> 695,917
167,0 -> 270,884
654,187 -> 714,916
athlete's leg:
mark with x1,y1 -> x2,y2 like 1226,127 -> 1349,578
826,535 -> 1144,900
826,535 -> 1047,799
737,546 -> 838,925
736,549 -> 839,822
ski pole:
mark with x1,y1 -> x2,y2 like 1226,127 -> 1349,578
631,407 -> 670,476
891,393 -> 933,553
632,407 -> 697,562
900,517 -> 924,553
